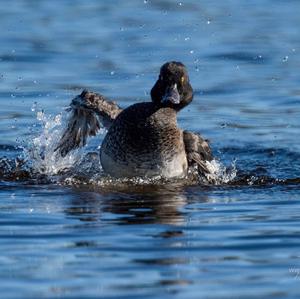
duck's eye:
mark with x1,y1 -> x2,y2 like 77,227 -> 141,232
181,76 -> 185,84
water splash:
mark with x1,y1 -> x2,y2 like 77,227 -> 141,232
205,159 -> 237,184
23,109 -> 82,175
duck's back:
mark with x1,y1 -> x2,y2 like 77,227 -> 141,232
100,102 -> 187,178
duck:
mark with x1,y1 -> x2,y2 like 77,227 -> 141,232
55,61 -> 213,179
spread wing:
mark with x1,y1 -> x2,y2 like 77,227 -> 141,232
55,90 -> 122,157
183,130 -> 213,175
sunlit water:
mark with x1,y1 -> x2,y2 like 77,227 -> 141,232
1,1 -> 300,298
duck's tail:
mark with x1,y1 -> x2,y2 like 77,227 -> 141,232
55,90 -> 122,157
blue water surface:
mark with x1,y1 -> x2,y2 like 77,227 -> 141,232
0,1 -> 300,298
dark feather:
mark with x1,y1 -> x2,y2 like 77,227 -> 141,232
55,90 -> 122,157
183,130 -> 213,175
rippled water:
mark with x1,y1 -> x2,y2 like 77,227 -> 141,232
1,1 -> 300,298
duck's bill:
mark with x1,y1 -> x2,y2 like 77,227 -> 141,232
162,84 -> 180,104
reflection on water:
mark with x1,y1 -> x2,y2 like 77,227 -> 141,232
1,183 -> 300,298
1,0 -> 300,298
66,185 -> 191,225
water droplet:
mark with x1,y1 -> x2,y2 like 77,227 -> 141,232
33,80 -> 37,84
18,76 -> 22,81
282,56 -> 289,62
110,71 -> 115,75
184,37 -> 190,41
178,2 -> 183,6
37,111 -> 44,121
31,102 -> 37,112
143,0 -> 148,3
207,19 -> 211,25
54,114 -> 62,124
190,50 -> 194,54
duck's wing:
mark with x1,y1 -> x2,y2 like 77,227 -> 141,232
55,90 -> 122,157
183,130 -> 213,175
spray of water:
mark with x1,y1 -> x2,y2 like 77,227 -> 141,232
23,109 -> 82,175
205,159 -> 237,184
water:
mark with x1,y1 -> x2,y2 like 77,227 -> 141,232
1,0 -> 300,298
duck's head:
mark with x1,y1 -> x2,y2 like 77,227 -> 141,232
151,61 -> 193,111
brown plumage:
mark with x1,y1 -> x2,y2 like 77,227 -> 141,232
54,90 -> 122,157
100,102 -> 188,178
183,130 -> 212,175
55,61 -> 213,179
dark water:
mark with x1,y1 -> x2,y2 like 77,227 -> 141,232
1,0 -> 300,298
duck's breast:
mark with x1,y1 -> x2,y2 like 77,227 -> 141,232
100,102 -> 187,178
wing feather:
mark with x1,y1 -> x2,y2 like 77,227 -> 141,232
55,90 -> 122,157
183,130 -> 213,175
